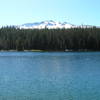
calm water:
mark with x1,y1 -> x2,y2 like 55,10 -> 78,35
0,52 -> 100,100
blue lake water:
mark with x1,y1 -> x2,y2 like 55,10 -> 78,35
0,51 -> 100,100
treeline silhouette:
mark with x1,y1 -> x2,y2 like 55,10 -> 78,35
0,26 -> 100,51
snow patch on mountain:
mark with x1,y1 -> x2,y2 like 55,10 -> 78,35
19,20 -> 75,29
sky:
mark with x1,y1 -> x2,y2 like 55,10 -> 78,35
0,0 -> 100,26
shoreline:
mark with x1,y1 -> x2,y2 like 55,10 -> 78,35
0,49 -> 99,52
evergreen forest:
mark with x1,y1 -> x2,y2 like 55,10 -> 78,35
0,27 -> 100,51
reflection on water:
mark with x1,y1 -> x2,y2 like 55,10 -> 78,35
0,52 -> 100,100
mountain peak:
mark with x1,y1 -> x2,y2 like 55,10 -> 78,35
20,20 -> 74,29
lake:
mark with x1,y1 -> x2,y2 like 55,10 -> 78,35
0,51 -> 100,100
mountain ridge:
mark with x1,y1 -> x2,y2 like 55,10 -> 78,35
0,20 -> 96,29
19,20 -> 75,29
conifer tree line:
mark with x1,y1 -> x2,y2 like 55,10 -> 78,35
0,26 -> 100,51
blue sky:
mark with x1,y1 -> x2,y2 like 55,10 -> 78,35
0,0 -> 100,26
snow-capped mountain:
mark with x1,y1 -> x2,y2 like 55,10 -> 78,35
19,20 -> 75,29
